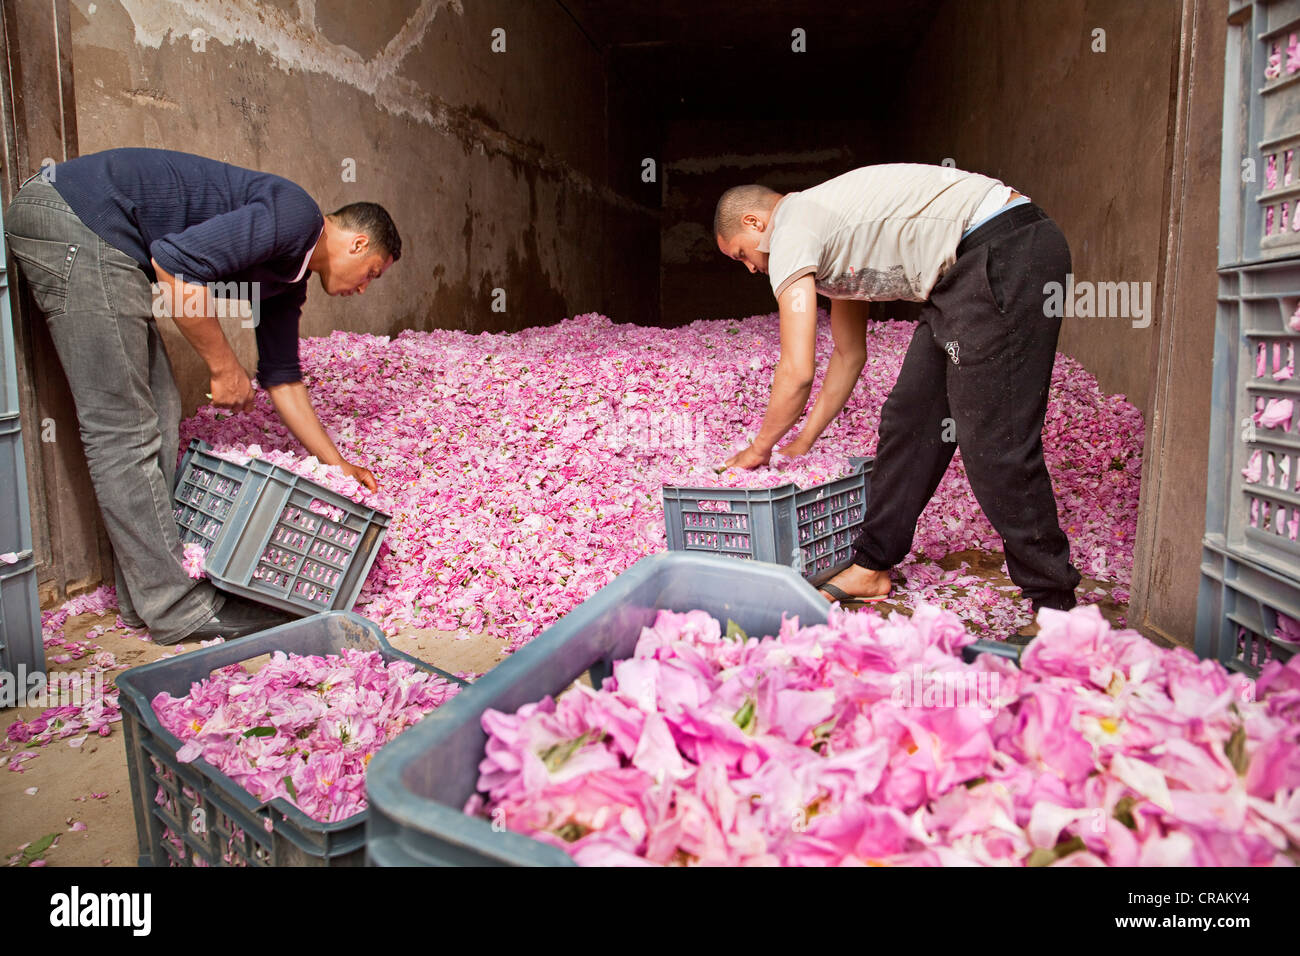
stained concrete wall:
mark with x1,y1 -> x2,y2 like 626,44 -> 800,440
66,0 -> 658,413
660,122 -> 887,326
883,0 -> 1178,420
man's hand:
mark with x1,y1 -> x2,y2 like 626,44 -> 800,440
340,461 -> 378,493
777,432 -> 814,458
209,363 -> 256,412
723,444 -> 772,470
266,382 -> 377,491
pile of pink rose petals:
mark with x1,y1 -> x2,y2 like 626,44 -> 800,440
177,310 -> 1143,646
151,648 -> 461,823
3,588 -> 126,774
467,604 -> 1300,866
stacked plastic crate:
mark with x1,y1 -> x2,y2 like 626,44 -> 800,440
0,209 -> 43,681
1199,0 -> 1300,674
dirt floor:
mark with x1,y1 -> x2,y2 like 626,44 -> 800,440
0,548 -> 1147,868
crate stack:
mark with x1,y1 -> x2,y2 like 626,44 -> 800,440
1199,0 -> 1300,674
0,210 -> 44,680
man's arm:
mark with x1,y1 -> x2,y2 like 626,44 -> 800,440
156,264 -> 376,491
779,297 -> 868,457
254,285 -> 379,493
152,258 -> 255,411
724,274 -> 818,469
266,383 -> 377,492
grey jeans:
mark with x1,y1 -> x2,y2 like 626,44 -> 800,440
4,176 -> 222,642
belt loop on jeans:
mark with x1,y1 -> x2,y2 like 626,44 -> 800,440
955,202 -> 1046,259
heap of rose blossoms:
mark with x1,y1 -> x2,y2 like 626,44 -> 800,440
3,589 -> 126,773
467,604 -> 1300,866
151,648 -> 461,823
178,311 -> 1143,648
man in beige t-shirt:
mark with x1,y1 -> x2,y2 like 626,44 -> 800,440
716,164 -> 1081,626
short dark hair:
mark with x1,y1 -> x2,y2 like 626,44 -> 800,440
328,202 -> 402,262
713,184 -> 780,240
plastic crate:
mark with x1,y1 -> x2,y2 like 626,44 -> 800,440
0,555 -> 43,681
662,457 -> 873,586
1197,541 -> 1298,677
364,551 -> 1012,867
0,230 -> 18,417
172,440 -> 389,616
1221,0 -> 1300,263
1202,262 -> 1300,577
115,611 -> 467,867
1,415 -> 34,559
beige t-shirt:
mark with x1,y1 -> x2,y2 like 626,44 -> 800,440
766,164 -> 1009,302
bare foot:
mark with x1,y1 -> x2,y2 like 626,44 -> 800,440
818,565 -> 892,604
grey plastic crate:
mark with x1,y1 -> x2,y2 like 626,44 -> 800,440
172,440 -> 389,616
1,415 -> 34,559
662,456 -> 873,586
0,236 -> 17,418
364,551 -> 1012,867
1222,0 -> 1300,263
1197,541 -> 1298,677
0,555 -> 43,684
116,611 -> 467,867
1202,263 -> 1300,577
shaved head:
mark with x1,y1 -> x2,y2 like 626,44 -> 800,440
713,184 -> 781,240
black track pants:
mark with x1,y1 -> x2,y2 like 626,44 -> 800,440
850,203 -> 1082,612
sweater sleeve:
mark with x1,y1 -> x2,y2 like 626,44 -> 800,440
148,191 -> 322,283
253,280 -> 308,387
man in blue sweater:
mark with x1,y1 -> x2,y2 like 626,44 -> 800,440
3,148 -> 401,643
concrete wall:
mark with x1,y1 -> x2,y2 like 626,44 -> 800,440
881,0 -> 1179,419
66,0 -> 658,413
660,122 -> 885,326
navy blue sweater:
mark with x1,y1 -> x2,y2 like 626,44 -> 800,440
50,148 -> 324,387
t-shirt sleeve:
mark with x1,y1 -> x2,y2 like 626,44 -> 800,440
149,191 -> 322,283
768,223 -> 822,299
253,280 -> 307,387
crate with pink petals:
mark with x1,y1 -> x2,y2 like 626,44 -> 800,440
661,456 -> 873,586
172,439 -> 390,616
1222,0 -> 1300,262
1204,263 -> 1300,577
1197,544 -> 1297,677
363,552 -> 1015,867
117,611 -> 467,867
